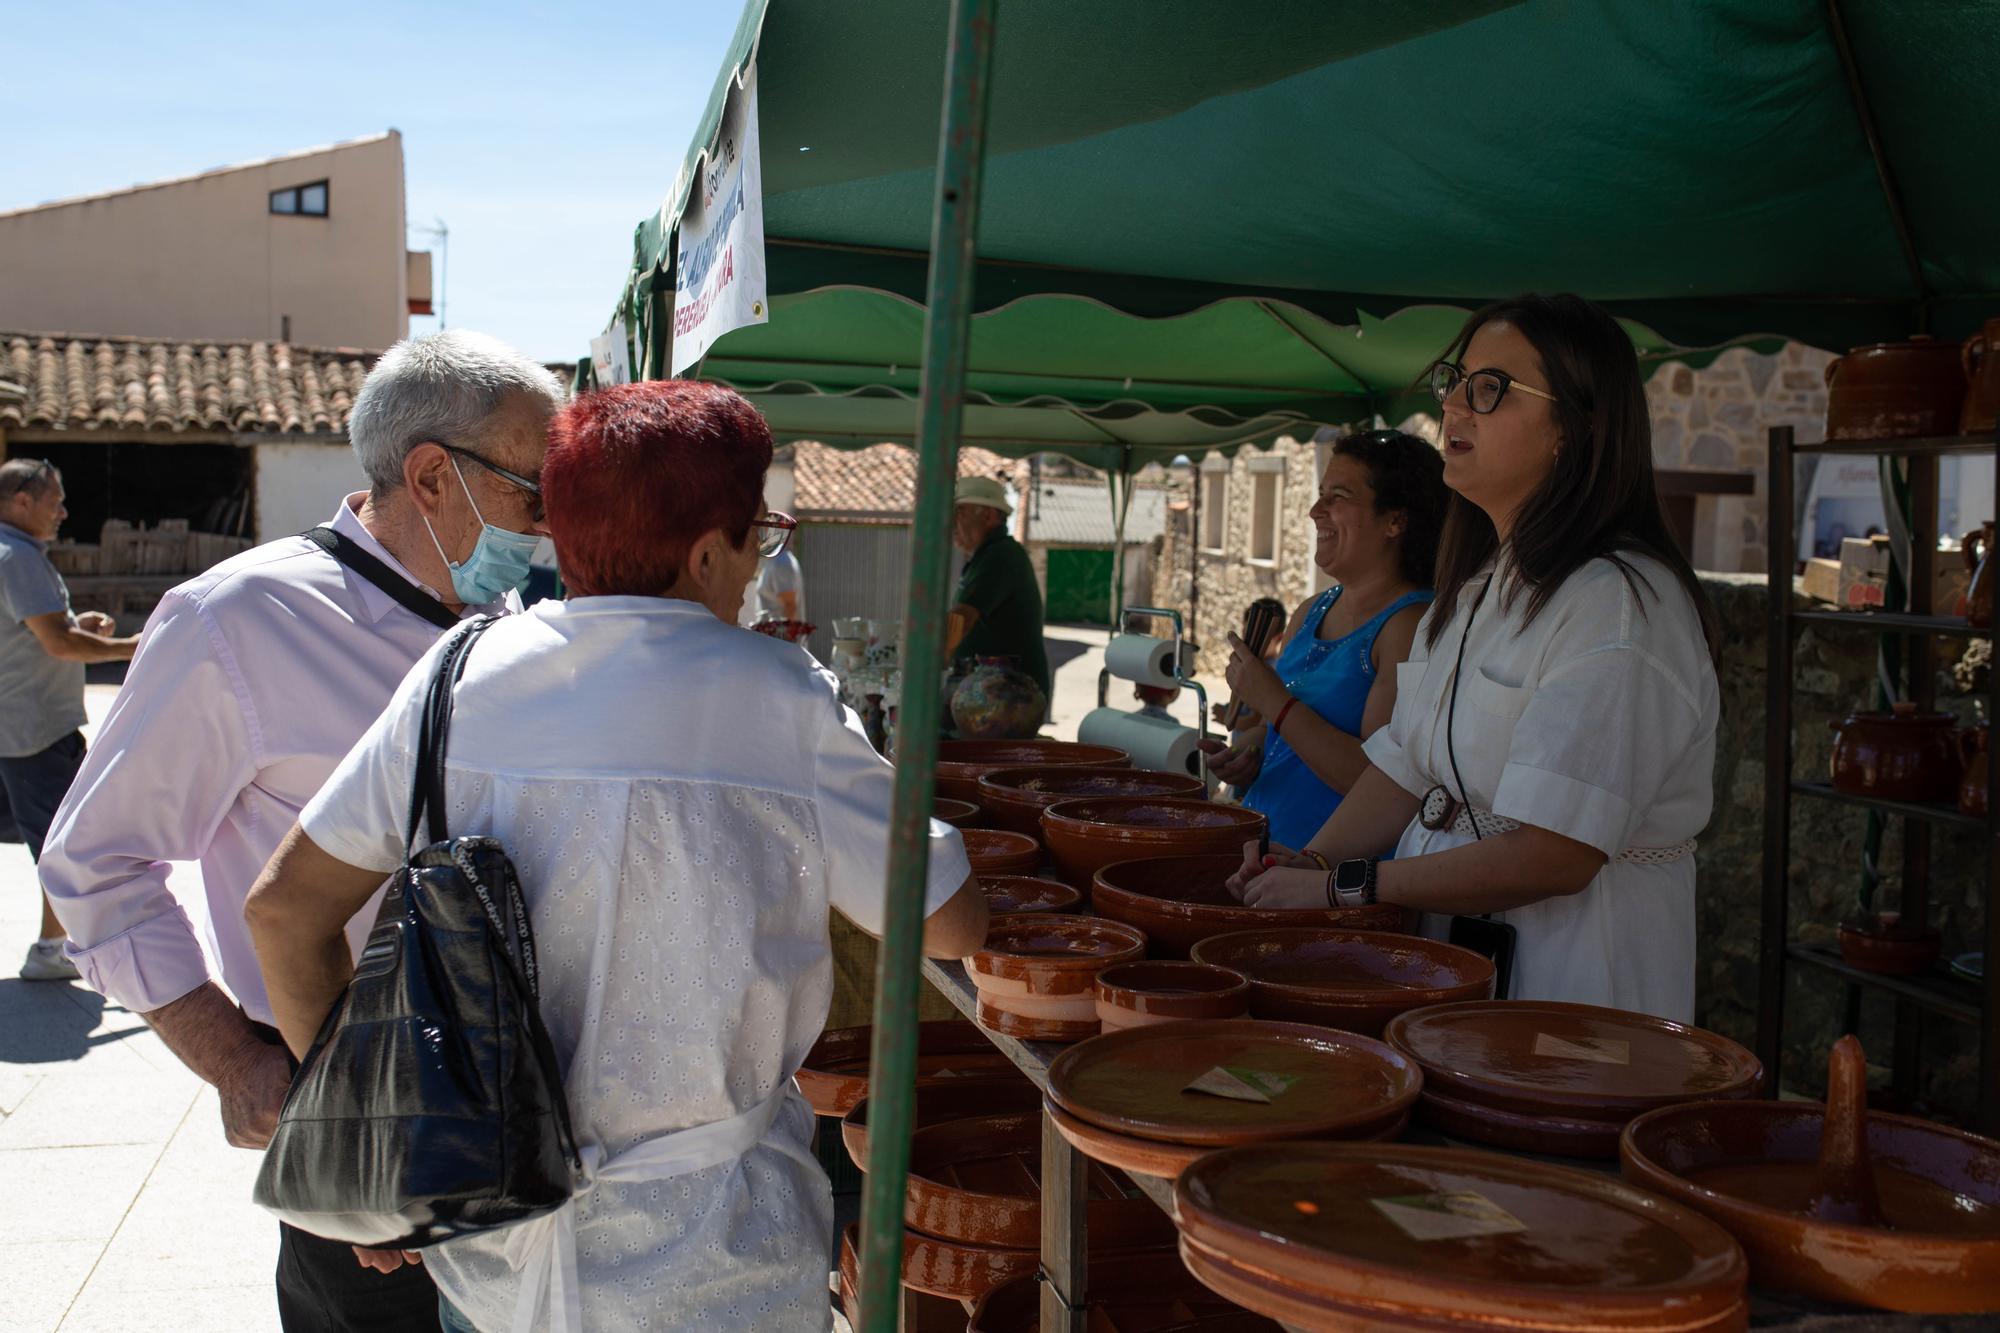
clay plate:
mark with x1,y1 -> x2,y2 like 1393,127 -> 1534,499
1092,854 -> 1410,958
961,828 -> 1044,876
1385,1000 -> 1763,1121
933,797 -> 985,829
841,1078 -> 1042,1172
903,1110 -> 1176,1250
1191,928 -> 1495,1037
978,874 -> 1082,917
1621,1098 -> 2000,1312
935,739 -> 1130,804
1415,1086 -> 1625,1160
975,765 -> 1208,840
968,1247 -> 1282,1332
1041,798 -> 1269,892
1174,1142 -> 1748,1330
1047,1018 -> 1419,1147
967,913 -> 1148,1042
796,1021 -> 1018,1117
1047,1098 -> 1408,1181
1094,960 -> 1251,1032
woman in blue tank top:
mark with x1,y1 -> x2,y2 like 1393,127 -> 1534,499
1216,430 -> 1450,851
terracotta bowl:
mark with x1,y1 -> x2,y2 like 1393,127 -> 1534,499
960,828 -> 1044,877
796,1020 -> 1017,1117
1094,960 -> 1251,1032
1092,854 -> 1410,958
841,1077 -> 1042,1172
1621,1099 -> 2000,1312
841,1222 -> 1039,1305
837,1226 -> 969,1332
965,913 -> 1148,1041
1190,928 -> 1496,1037
978,874 -> 1082,917
934,739 -> 1130,804
933,797 -> 984,828
968,1247 -> 1282,1332
1046,1097 -> 1409,1181
1041,798 -> 1268,892
904,1110 -> 1176,1250
975,765 -> 1208,840
1838,916 -> 1942,977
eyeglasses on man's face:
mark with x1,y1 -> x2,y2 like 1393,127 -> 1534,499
1429,360 -> 1560,415
439,444 -> 544,523
749,510 -> 797,558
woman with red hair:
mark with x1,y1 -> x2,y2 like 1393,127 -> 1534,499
247,380 -> 990,1333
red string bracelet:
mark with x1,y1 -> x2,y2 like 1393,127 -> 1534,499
1273,696 -> 1299,735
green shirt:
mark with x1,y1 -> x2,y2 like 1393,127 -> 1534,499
953,528 -> 1049,700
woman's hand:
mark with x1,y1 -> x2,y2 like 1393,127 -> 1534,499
1225,633 -> 1289,721
1199,736 -> 1263,786
352,1247 -> 422,1273
1224,838 -> 1308,899
1237,864 -> 1330,910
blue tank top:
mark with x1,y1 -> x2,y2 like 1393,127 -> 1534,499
1241,586 -> 1432,850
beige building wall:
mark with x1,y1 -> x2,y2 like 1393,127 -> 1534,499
0,132 -> 409,349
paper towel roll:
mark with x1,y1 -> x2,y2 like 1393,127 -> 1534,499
1078,707 -> 1203,777
1103,634 -> 1191,688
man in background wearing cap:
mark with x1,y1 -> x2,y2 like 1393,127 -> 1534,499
946,475 -> 1050,708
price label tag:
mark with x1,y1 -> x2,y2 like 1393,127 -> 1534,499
1183,1066 -> 1299,1103
1532,1033 -> 1631,1065
1371,1190 -> 1527,1242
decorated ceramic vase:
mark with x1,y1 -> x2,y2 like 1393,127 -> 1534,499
950,658 -> 1047,740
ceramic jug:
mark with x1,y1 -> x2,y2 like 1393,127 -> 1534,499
1963,317 -> 2000,434
1827,701 -> 1962,803
1967,523 -> 1995,629
1823,336 -> 1967,440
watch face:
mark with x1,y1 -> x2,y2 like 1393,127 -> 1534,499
1336,859 -> 1368,892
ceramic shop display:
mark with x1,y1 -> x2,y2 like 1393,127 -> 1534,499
966,913 -> 1148,1041
1092,854 -> 1410,958
967,1247 -> 1282,1333
934,739 -> 1130,804
951,660 -> 1050,741
960,828 -> 1045,877
1190,928 -> 1495,1037
838,1223 -> 1023,1323
841,1078 -> 1045,1172
975,765 -> 1207,840
796,1021 -> 1020,1117
1094,960 -> 1251,1032
903,1110 -> 1176,1251
1964,318 -> 2000,434
1621,1035 -> 2000,1312
1046,1097 -> 1409,1182
933,797 -> 985,828
1174,1143 -> 1749,1332
1048,1019 -> 1419,1148
1041,798 -> 1268,892
1823,336 -> 1967,440
1836,911 -> 1942,977
978,874 -> 1082,917
1827,702 -> 1963,803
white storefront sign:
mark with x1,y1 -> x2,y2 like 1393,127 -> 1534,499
589,317 -> 632,386
670,62 -> 767,374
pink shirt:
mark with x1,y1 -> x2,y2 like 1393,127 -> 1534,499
40,494 -> 509,1025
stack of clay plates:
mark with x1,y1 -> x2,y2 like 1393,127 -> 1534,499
796,1022 -> 1023,1118
1384,1001 -> 1764,1159
968,1248 -> 1281,1332
1173,1143 -> 1749,1332
1045,1019 -> 1420,1178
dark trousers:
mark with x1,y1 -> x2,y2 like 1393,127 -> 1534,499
0,729 -> 85,862
276,1222 -> 440,1333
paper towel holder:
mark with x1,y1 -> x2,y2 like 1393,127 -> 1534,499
1100,605 -> 1210,785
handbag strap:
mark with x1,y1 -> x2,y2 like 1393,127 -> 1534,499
303,525 -> 460,631
405,616 -> 499,851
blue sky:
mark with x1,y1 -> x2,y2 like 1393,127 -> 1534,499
1,0 -> 744,362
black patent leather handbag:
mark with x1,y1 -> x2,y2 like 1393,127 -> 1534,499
253,616 -> 581,1246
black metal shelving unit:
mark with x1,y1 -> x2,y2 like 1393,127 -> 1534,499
1760,425 -> 2000,1134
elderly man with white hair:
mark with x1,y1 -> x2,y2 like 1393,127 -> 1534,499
945,474 -> 1049,708
40,329 -> 562,1333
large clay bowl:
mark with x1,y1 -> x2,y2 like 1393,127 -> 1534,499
978,875 -> 1081,917
837,1226 -> 969,1332
1092,854 -> 1410,958
968,1247 -> 1282,1332
1175,1142 -> 1749,1332
1094,960 -> 1251,1032
975,765 -> 1207,840
935,739 -> 1130,804
796,1021 -> 1017,1117
903,1110 -> 1176,1250
1621,1098 -> 2000,1312
1041,798 -> 1268,892
1190,928 -> 1495,1037
841,1222 -> 1038,1307
1047,1098 -> 1408,1181
841,1078 -> 1042,1172
966,913 -> 1148,1041
933,797 -> 985,829
961,827 -> 1044,876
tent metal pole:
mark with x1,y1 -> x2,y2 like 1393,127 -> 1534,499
1822,0 -> 1930,328
854,0 -> 997,1329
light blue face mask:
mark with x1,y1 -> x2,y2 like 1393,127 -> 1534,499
422,457 -> 541,604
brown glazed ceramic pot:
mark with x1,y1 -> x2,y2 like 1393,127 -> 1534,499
836,1226 -> 969,1332
1190,928 -> 1496,1037
975,764 -> 1207,840
1837,912 -> 1942,977
1824,336 -> 1968,440
968,1247 -> 1281,1333
977,874 -> 1082,917
1966,523 -> 1995,629
1091,853 -> 1411,958
796,1021 -> 1017,1116
933,739 -> 1130,804
1093,960 -> 1251,1031
903,1110 -> 1176,1250
1040,798 -> 1267,892
1959,724 -> 1990,817
841,1078 -> 1042,1172
965,912 -> 1148,1041
1962,317 -> 2000,434
932,797 -> 984,828
959,828 -> 1044,876
1827,702 -> 1963,804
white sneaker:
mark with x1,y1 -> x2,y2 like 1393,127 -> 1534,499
19,940 -> 79,982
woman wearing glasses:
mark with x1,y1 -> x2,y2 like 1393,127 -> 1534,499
1230,293 -> 1718,1022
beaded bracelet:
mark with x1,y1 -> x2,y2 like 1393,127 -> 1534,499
1300,849 -> 1331,873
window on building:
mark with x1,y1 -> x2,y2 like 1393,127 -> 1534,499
1250,469 -> 1282,564
1199,469 -> 1228,552
270,181 -> 329,217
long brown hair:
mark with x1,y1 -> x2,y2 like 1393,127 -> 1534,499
1423,294 -> 1717,657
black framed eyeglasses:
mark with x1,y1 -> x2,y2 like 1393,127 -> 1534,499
440,444 -> 543,522
749,510 -> 797,558
1429,361 -> 1560,415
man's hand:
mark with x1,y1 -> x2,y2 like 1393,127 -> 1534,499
352,1247 -> 423,1274
75,610 -> 116,635
213,1036 -> 294,1149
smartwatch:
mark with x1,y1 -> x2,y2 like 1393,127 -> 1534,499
1331,856 -> 1379,908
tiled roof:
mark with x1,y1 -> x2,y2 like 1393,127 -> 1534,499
0,332 -> 375,436
792,441 -> 1026,519
1024,480 -> 1167,546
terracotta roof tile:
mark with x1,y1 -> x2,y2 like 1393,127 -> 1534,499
0,332 -> 375,437
792,441 -> 1027,519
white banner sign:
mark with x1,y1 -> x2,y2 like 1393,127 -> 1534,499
589,318 -> 632,386
671,62 -> 767,374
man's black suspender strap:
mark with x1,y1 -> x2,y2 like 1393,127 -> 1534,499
302,526 -> 459,631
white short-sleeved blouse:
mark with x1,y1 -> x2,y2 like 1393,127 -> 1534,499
301,595 -> 971,1333
1362,554 -> 1719,1021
